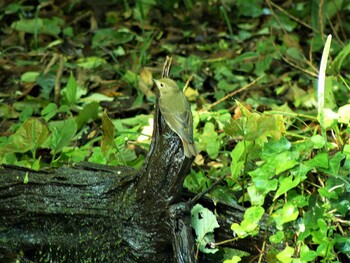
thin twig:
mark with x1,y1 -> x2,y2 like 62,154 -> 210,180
183,74 -> 194,92
318,0 -> 325,39
205,75 -> 264,110
267,0 -> 317,33
190,174 -> 227,205
54,54 -> 65,105
280,54 -> 318,77
44,53 -> 59,75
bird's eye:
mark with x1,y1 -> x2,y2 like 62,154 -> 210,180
160,83 -> 164,87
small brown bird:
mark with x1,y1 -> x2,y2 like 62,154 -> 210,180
153,78 -> 197,158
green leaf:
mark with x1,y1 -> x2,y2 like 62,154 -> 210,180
31,158 -> 41,170
269,231 -> 285,244
324,76 -> 337,109
231,206 -> 264,237
11,17 -> 63,36
281,203 -> 299,224
326,0 -> 343,19
12,118 -> 49,154
304,152 -> 329,169
64,147 -> 90,163
323,108 -> 338,127
75,102 -> 99,130
200,122 -> 220,159
248,178 -> 277,205
101,111 -> 116,156
311,134 -> 325,149
303,196 -> 324,232
228,103 -> 285,145
320,152 -> 344,175
3,3 -> 21,14
92,28 -> 134,48
274,164 -> 310,200
288,191 -> 308,208
223,256 -> 242,263
286,47 -> 304,61
236,0 -> 263,18
330,39 -> 350,74
250,149 -> 298,180
312,218 -> 328,244
49,119 -> 77,155
191,204 -> 220,254
76,57 -> 107,69
184,170 -> 210,193
89,147 -> 107,164
272,203 -> 299,230
224,118 -> 245,138
299,244 -> 318,262
254,177 -> 278,193
65,72 -> 77,106
21,71 -> 40,82
23,172 -> 29,184
316,241 -> 335,258
261,137 -> 291,159
41,103 -> 58,122
274,151 -> 299,175
248,160 -> 275,179
334,234 -> 350,254
276,246 -> 294,263
338,104 -> 350,124
230,141 -> 246,179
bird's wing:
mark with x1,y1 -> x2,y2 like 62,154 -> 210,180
159,100 -> 194,144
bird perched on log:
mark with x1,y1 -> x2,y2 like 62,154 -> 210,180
153,78 -> 197,158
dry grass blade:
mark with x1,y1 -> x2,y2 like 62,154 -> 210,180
162,56 -> 172,78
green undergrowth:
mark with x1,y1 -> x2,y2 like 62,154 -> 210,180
0,0 -> 350,262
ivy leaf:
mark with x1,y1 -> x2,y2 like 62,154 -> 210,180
248,178 -> 277,206
261,137 -> 291,159
230,141 -> 246,180
200,122 -> 220,159
274,164 -> 310,200
231,206 -> 264,237
281,203 -> 299,224
269,231 -> 285,244
276,246 -> 294,263
334,234 -> 350,254
272,203 -> 299,230
223,256 -> 242,263
225,102 -> 285,146
191,204 -> 220,254
300,244 -> 318,262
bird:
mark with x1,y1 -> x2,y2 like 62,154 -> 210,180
153,78 -> 197,158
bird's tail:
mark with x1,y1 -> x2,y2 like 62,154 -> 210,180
183,141 -> 197,158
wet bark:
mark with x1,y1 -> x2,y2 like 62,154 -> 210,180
0,58 -> 268,262
0,109 -> 269,262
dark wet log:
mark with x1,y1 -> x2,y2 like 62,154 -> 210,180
0,104 -> 271,263
0,58 -> 269,262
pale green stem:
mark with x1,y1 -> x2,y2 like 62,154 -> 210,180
318,34 -> 332,151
